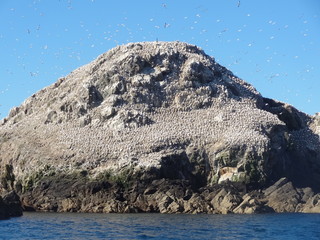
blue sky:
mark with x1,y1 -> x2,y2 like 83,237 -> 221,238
0,0 -> 319,118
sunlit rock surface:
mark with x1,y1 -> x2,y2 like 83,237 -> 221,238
0,41 -> 319,213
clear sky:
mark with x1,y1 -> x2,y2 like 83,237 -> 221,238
0,0 -> 319,118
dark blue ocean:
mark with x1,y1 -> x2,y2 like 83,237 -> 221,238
0,212 -> 320,239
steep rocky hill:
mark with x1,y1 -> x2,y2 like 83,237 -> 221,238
1,42 -> 320,213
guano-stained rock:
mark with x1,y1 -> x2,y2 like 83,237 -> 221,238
0,41 -> 320,214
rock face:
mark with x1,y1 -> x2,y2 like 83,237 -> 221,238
0,41 -> 320,213
0,191 -> 23,220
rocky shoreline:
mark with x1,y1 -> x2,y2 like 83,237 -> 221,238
19,170 -> 320,214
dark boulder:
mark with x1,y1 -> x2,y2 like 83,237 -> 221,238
0,191 -> 23,220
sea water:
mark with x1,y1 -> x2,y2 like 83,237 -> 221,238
0,212 -> 320,240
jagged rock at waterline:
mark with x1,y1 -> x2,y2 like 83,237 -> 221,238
0,41 -> 320,214
0,191 -> 23,220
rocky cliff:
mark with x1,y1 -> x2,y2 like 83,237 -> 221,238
1,41 -> 320,213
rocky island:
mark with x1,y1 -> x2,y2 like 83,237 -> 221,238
0,41 -> 320,214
